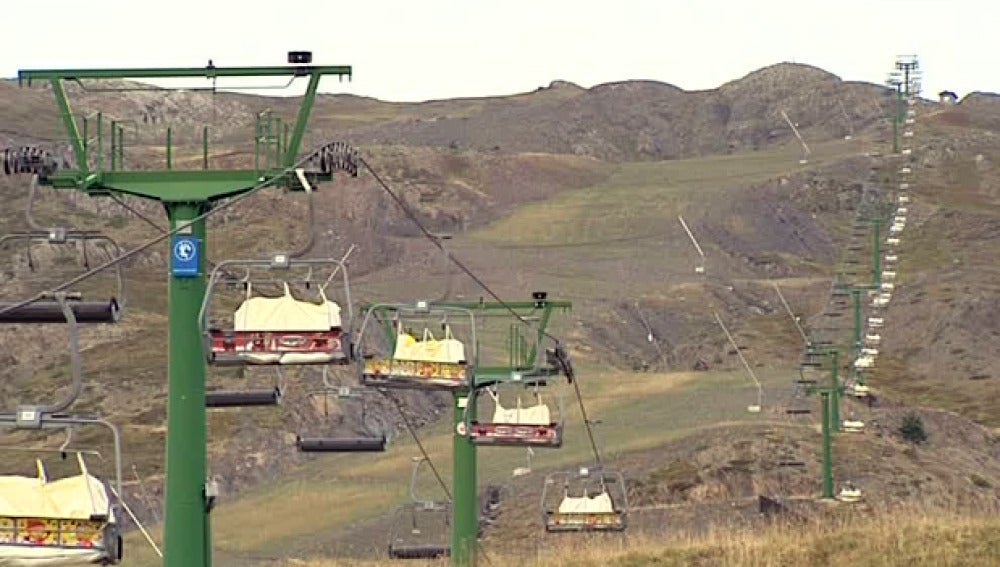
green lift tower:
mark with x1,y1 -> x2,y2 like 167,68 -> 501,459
17,55 -> 351,567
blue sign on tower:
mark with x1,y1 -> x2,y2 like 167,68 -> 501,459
171,235 -> 201,277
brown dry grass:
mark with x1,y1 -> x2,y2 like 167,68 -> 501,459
272,506 -> 1000,567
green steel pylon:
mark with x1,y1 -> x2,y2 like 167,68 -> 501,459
18,61 -> 351,567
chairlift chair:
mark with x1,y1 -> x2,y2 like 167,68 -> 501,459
837,482 -> 863,503
541,467 -> 627,533
854,356 -> 875,369
795,364 -> 820,385
205,389 -> 281,408
199,257 -> 352,366
842,417 -> 866,434
296,387 -> 387,453
0,420 -> 125,566
0,232 -> 125,324
387,501 -> 451,560
388,457 -> 451,559
853,384 -> 872,398
849,381 -> 871,398
467,381 -> 564,448
206,368 -> 283,408
357,303 -> 475,390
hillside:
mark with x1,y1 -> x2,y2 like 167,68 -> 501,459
2,61 -> 1000,565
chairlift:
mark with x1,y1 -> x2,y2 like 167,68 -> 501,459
868,317 -> 884,328
467,381 -> 564,448
837,481 -> 863,503
199,257 -> 352,366
877,291 -> 892,304
0,420 -> 125,566
0,232 -> 125,324
794,364 -> 819,387
296,386 -> 387,453
542,466 -> 627,533
854,356 -> 875,369
884,254 -> 898,264
848,380 -> 871,398
786,408 -> 812,415
903,131 -> 914,138
387,502 -> 450,560
357,303 -> 474,390
388,457 -> 451,559
206,368 -> 283,408
881,271 -> 896,282
841,416 -> 865,434
896,207 -> 908,215
865,334 -> 881,346
512,447 -> 535,478
886,237 -> 900,246
898,195 -> 910,204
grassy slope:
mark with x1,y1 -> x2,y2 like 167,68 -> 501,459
283,509 -> 1000,567
120,366 -> 791,566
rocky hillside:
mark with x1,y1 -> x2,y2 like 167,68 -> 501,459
3,61 -> 1000,544
329,63 -> 888,160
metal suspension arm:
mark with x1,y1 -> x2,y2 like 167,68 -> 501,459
19,66 -> 352,84
39,294 -> 84,414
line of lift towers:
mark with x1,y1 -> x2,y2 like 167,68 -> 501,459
0,54 -> 629,567
785,54 -> 921,502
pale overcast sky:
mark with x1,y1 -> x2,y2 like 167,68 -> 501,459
2,1 -> 994,102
